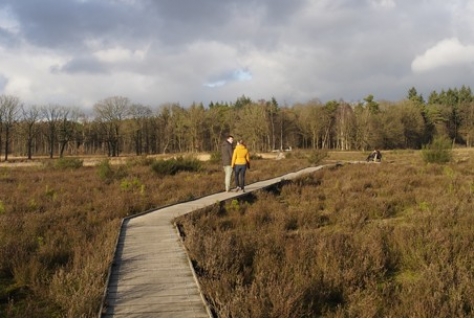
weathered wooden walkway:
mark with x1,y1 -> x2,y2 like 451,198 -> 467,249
99,165 -> 335,318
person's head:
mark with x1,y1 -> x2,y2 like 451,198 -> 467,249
226,135 -> 234,143
238,139 -> 245,146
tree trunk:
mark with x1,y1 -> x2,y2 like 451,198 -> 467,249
4,125 -> 9,161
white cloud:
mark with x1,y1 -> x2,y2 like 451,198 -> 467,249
0,6 -> 20,34
93,46 -> 146,63
5,76 -> 31,96
0,42 -> 69,98
369,0 -> 396,9
411,37 -> 474,73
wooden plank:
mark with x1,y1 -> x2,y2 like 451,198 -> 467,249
101,165 -> 331,317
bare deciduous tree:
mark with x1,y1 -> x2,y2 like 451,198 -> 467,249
0,95 -> 21,161
335,101 -> 355,151
234,102 -> 269,152
41,104 -> 68,159
128,103 -> 152,155
20,105 -> 40,159
94,96 -> 130,157
207,103 -> 233,151
184,103 -> 206,153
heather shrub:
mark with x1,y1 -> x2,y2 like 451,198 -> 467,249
95,159 -> 128,182
250,153 -> 263,160
125,155 -> 155,167
422,136 -> 453,163
120,177 -> 143,191
96,159 -> 114,181
0,155 -> 312,317
284,149 -> 307,159
307,149 -> 328,165
176,155 -> 474,317
5,150 -> 472,317
151,156 -> 201,176
209,151 -> 221,164
53,157 -> 83,169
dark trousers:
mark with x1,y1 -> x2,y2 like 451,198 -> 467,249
234,164 -> 247,189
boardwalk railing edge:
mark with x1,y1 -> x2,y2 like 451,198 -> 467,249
98,160 -> 370,317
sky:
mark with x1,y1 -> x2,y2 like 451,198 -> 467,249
1,0 -> 474,110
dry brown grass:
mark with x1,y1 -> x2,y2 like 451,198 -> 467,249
176,149 -> 474,317
2,148 -> 472,317
0,154 -> 310,317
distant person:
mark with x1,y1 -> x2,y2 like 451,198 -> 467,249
221,135 -> 234,192
366,149 -> 382,162
232,140 -> 250,192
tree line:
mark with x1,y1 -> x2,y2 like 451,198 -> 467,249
0,86 -> 473,160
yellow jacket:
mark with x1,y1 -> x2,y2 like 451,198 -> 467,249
231,143 -> 250,167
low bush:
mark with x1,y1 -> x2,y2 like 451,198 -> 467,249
96,159 -> 114,182
209,151 -> 221,164
151,156 -> 202,176
54,158 -> 83,169
250,153 -> 263,160
125,155 -> 155,167
422,136 -> 453,164
307,149 -> 328,165
284,149 -> 308,159
41,157 -> 84,170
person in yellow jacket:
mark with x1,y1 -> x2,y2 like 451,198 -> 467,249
231,140 -> 250,192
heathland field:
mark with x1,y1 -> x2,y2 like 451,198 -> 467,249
1,149 -> 474,317
176,149 -> 474,317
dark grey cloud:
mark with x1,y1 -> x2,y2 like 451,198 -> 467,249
2,0 -> 307,52
1,0 -> 474,109
1,0 -> 154,50
139,0 -> 307,51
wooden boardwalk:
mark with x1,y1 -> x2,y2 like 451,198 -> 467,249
99,165 -> 333,318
